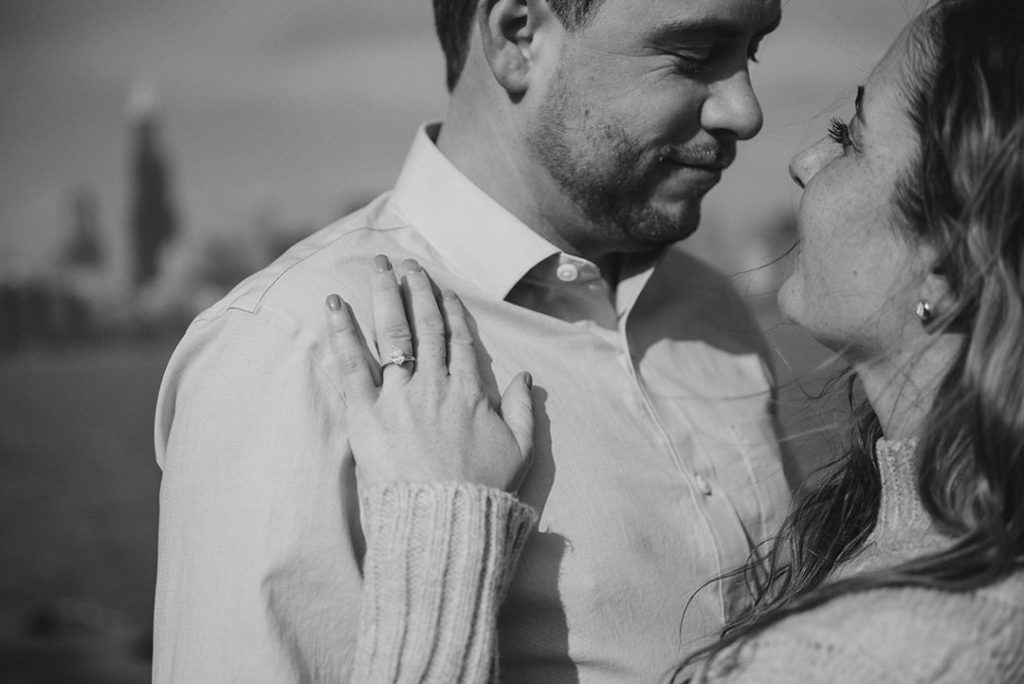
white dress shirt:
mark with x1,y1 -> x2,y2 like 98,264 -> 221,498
153,124 -> 790,683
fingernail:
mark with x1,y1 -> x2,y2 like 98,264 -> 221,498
326,294 -> 342,311
374,255 -> 392,272
442,289 -> 459,302
402,258 -> 422,273
524,372 -> 533,389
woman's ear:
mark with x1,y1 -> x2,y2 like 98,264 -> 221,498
478,0 -> 558,95
917,245 -> 957,325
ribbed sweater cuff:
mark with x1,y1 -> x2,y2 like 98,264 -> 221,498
352,481 -> 538,684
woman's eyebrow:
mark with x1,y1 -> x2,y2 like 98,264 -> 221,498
855,85 -> 867,126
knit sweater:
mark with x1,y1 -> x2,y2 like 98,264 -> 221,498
352,482 -> 537,682
693,439 -> 1024,683
352,441 -> 1024,683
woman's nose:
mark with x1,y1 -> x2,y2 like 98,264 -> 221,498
789,138 -> 837,189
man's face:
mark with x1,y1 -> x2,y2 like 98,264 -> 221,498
527,0 -> 780,254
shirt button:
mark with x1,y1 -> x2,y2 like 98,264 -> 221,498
694,474 -> 712,496
556,263 -> 580,282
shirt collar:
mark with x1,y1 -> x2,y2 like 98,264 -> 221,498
389,123 -> 560,300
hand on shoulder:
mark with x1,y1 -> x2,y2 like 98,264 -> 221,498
325,255 -> 535,492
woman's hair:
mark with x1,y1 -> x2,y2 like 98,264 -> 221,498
676,0 -> 1024,678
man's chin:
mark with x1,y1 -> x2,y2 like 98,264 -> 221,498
653,197 -> 702,232
619,202 -> 701,248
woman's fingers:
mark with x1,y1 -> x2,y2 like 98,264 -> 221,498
326,294 -> 376,401
370,255 -> 415,377
328,275 -> 537,494
500,371 -> 535,475
399,260 -> 447,378
441,290 -> 483,385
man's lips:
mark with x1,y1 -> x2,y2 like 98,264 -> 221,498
655,151 -> 730,196
659,142 -> 736,171
660,153 -> 734,171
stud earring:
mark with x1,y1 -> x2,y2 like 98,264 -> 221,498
915,300 -> 933,324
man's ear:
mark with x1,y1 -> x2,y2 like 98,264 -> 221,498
478,0 -> 557,95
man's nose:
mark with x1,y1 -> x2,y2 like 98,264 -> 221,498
700,70 -> 763,140
789,139 -> 837,189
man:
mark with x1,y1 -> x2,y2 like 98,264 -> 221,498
153,0 -> 788,681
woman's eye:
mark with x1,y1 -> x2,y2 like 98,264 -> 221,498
827,117 -> 852,147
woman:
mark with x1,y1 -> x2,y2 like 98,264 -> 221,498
326,0 -> 1024,680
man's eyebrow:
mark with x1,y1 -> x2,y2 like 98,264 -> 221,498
649,12 -> 782,43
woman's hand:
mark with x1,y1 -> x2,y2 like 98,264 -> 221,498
325,256 -> 535,492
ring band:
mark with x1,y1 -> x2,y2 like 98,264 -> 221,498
381,345 -> 416,371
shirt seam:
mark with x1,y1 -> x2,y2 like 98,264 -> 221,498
189,223 -> 412,323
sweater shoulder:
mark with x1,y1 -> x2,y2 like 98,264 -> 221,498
747,578 -> 1024,682
806,574 -> 1024,634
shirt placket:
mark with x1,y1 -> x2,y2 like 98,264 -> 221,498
615,269 -> 755,621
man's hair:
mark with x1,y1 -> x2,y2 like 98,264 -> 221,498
433,0 -> 605,91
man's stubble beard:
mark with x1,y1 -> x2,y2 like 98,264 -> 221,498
526,67 -> 704,254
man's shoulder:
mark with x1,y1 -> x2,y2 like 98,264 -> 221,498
193,193 -> 429,334
156,194 -> 428,435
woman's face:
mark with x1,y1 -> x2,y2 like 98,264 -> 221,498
778,27 -> 930,361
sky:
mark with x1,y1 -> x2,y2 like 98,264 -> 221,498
0,0 -> 919,275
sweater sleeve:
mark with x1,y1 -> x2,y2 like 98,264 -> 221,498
351,481 -> 538,683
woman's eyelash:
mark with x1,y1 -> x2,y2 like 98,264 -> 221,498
827,117 -> 851,146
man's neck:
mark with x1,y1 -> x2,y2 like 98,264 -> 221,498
435,107 -> 608,266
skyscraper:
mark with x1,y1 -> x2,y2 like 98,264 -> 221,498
128,84 -> 177,287
64,187 -> 104,270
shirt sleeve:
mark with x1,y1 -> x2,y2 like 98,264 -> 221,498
352,482 -> 537,684
153,306 -> 366,682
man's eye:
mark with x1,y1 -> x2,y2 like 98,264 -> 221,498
668,48 -> 713,74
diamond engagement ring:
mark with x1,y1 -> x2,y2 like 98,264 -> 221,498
381,345 -> 416,371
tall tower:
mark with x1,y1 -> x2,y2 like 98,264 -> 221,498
63,187 -> 104,269
127,83 -> 177,287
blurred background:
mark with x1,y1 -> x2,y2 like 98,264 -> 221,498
0,1 -> 917,681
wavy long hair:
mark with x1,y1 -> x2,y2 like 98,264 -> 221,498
676,0 -> 1024,678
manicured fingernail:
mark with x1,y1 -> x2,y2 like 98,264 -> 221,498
524,372 -> 533,389
374,255 -> 392,272
326,294 -> 342,311
402,258 -> 422,273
